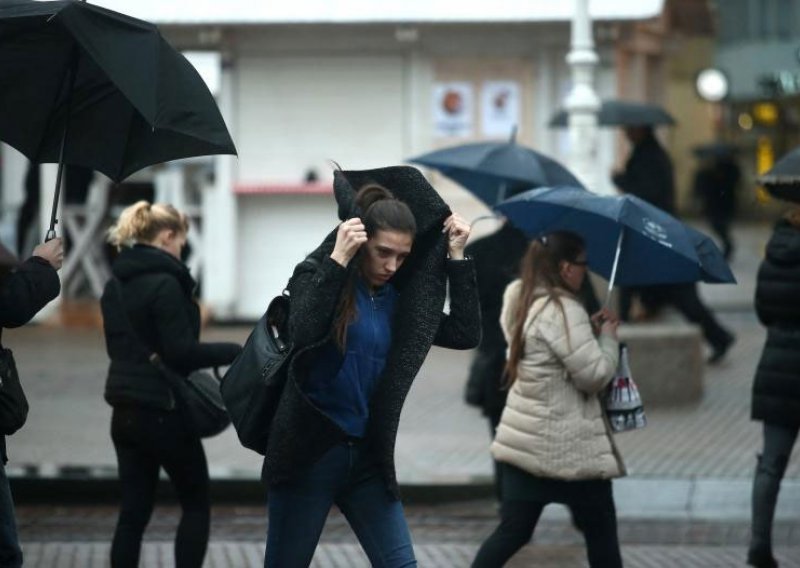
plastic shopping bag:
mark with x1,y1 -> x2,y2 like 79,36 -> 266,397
605,343 -> 646,433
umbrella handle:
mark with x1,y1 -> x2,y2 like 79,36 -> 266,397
604,229 -> 624,309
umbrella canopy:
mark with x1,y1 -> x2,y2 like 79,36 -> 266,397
0,0 -> 236,184
548,99 -> 676,128
685,225 -> 737,284
494,186 -> 734,289
758,146 -> 800,204
692,141 -> 739,159
408,139 -> 583,207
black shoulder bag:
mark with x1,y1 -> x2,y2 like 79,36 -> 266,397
0,329 -> 29,436
220,258 -> 317,455
109,278 -> 230,438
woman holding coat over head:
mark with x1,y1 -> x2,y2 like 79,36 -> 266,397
472,230 -> 626,568
261,166 -> 481,567
100,202 -> 242,568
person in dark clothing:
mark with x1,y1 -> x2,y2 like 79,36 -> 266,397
612,126 -> 676,215
263,167 -> 481,567
693,155 -> 740,261
747,209 -> 800,568
0,238 -> 63,568
100,201 -> 241,568
464,222 -> 600,501
612,126 -> 735,363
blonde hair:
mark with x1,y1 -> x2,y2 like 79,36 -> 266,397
107,201 -> 188,249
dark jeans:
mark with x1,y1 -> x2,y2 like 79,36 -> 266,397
749,422 -> 799,561
265,440 -> 416,568
472,481 -> 623,568
110,406 -> 210,568
0,460 -> 22,568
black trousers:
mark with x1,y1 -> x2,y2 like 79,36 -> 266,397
621,284 -> 731,351
110,406 -> 210,568
472,481 -> 623,568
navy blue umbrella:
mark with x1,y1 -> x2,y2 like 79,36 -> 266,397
408,132 -> 583,207
495,186 -> 734,298
685,225 -> 736,284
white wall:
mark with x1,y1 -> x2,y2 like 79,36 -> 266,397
236,193 -> 338,318
236,55 -> 407,183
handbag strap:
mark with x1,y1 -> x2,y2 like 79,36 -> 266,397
108,278 -> 184,389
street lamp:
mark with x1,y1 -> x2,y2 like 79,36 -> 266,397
565,0 -> 602,194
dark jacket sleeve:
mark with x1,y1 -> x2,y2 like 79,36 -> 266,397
0,257 -> 60,329
150,277 -> 241,372
433,258 -> 482,350
287,256 -> 349,348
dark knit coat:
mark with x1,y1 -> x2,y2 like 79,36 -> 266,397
262,166 -> 482,497
752,218 -> 800,428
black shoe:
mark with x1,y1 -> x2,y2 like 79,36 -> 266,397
708,333 -> 735,364
747,549 -> 778,568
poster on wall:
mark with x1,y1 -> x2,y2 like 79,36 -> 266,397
481,81 -> 521,138
433,82 -> 473,138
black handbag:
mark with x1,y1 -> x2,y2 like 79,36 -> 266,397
220,292 -> 293,454
148,355 -> 230,438
109,278 -> 230,438
0,329 -> 29,436
220,258 -> 318,455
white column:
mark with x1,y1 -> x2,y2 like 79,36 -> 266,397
564,0 -> 604,194
201,56 -> 238,320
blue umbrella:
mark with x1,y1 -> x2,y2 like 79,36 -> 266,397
685,225 -> 737,284
408,130 -> 583,207
495,186 -> 735,299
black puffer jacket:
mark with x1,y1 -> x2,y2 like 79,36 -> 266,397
262,167 -> 482,497
101,245 -> 241,410
752,218 -> 800,428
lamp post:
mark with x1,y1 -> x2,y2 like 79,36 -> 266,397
565,0 -> 602,193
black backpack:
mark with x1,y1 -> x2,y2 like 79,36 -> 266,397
220,259 -> 315,454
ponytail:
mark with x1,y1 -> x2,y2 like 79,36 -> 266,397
107,200 -> 188,249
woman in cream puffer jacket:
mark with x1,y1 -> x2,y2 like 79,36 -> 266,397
473,231 -> 625,568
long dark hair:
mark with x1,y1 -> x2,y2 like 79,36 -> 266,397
333,184 -> 416,349
504,231 -> 585,386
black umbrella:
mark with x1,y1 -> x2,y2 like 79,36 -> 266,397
758,146 -> 800,204
0,0 -> 237,238
548,99 -> 676,128
408,129 -> 583,207
692,141 -> 739,159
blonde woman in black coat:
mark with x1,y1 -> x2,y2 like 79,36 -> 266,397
101,202 -> 241,568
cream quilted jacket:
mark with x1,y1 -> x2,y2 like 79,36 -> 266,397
491,280 -> 626,480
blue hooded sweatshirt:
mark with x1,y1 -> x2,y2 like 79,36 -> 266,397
303,279 -> 398,437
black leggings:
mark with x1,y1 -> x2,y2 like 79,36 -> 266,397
472,484 -> 623,567
110,406 -> 210,568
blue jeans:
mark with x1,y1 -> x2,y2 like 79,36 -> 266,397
749,422 -> 799,562
0,460 -> 22,568
265,440 -> 416,568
